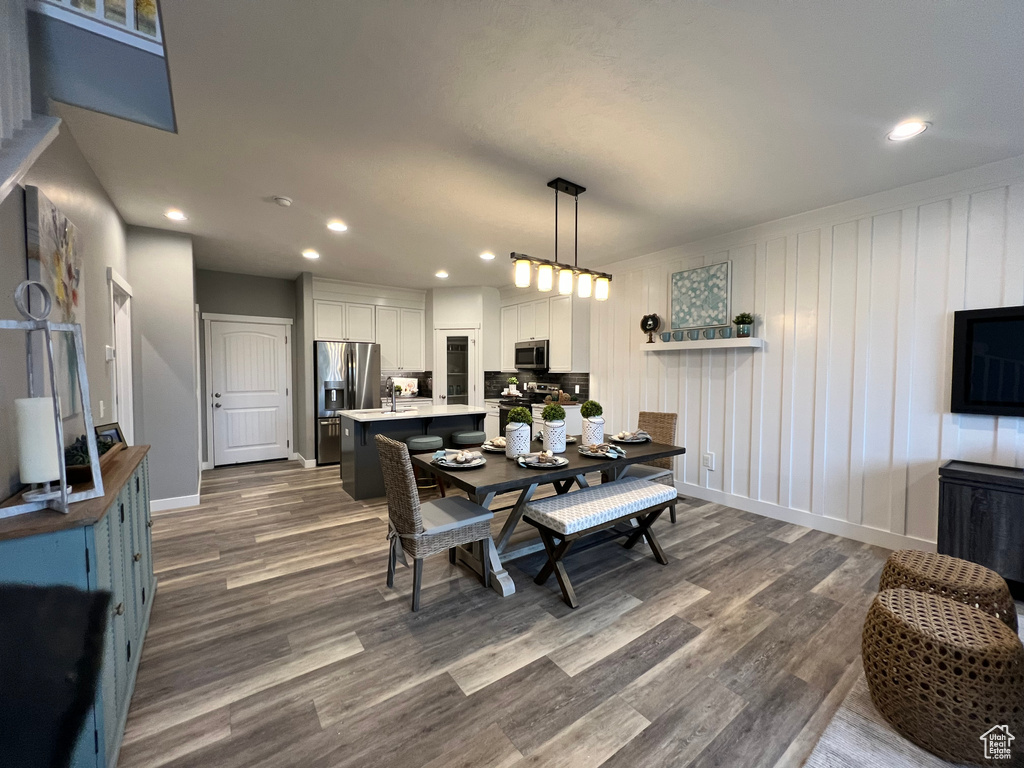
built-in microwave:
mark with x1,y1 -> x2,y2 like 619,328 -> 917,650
514,339 -> 549,370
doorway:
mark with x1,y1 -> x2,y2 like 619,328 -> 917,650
204,315 -> 293,466
108,269 -> 134,444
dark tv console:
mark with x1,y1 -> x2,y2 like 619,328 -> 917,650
938,460 -> 1024,599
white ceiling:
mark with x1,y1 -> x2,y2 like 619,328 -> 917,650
58,0 -> 1024,288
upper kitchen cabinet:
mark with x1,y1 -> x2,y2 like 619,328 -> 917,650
500,306 -> 518,371
314,299 -> 375,342
517,299 -> 550,341
376,306 -> 425,372
548,294 -> 572,372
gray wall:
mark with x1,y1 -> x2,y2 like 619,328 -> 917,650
294,272 -> 314,461
128,226 -> 199,502
195,269 -> 297,463
0,126 -> 129,497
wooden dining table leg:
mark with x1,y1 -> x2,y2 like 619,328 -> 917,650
495,484 -> 538,553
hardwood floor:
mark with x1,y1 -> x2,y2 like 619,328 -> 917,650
118,460 -> 890,768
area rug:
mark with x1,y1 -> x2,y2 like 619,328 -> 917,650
805,610 -> 1024,768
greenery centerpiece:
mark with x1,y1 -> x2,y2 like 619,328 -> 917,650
541,403 -> 567,453
580,399 -> 605,444
504,405 -> 532,458
734,312 -> 754,338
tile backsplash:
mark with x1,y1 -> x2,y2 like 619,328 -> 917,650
484,371 -> 589,400
381,372 -> 431,399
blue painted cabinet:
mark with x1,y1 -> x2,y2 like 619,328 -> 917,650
0,448 -> 155,768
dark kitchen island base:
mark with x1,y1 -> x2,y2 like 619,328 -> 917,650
339,408 -> 486,500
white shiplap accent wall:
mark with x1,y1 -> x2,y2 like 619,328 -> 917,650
591,156 -> 1024,550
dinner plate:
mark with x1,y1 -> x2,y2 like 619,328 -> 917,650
534,435 -> 578,444
434,457 -> 487,470
578,447 -> 623,459
609,436 -> 648,444
518,456 -> 569,469
481,444 -> 506,453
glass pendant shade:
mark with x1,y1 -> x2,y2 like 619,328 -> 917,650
558,268 -> 573,295
594,276 -> 609,301
514,259 -> 532,288
577,272 -> 592,298
537,263 -> 554,292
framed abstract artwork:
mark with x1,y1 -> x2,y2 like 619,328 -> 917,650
25,186 -> 83,417
670,262 -> 731,330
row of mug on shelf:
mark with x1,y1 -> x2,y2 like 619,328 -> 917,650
660,327 -> 735,342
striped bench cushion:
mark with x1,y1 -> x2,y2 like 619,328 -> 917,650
524,477 -> 677,535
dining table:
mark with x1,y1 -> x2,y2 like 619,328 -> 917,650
410,437 -> 686,596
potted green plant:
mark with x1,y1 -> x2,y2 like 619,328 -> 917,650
541,403 -> 567,454
506,376 -> 520,395
505,405 -> 533,458
580,399 -> 604,444
734,312 -> 754,338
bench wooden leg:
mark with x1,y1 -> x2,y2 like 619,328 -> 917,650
536,529 -> 578,608
670,501 -> 677,524
639,509 -> 668,565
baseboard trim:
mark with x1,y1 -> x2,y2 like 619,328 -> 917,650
201,461 -> 213,471
150,494 -> 201,512
291,452 -> 317,469
676,482 -> 937,552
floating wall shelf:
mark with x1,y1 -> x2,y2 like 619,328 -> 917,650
645,337 -> 764,352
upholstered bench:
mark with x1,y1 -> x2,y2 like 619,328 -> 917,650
523,477 -> 677,607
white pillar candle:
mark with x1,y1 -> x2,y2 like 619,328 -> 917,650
16,397 -> 60,484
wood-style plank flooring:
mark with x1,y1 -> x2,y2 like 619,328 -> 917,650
118,460 -> 890,768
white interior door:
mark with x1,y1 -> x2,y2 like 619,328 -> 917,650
433,328 -> 481,406
112,288 -> 134,444
211,321 -> 291,465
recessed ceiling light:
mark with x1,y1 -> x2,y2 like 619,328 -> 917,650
480,251 -> 495,260
435,270 -> 449,279
327,220 -> 348,232
302,249 -> 320,260
887,120 -> 929,141
164,209 -> 187,221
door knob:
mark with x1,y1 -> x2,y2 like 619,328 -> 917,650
133,553 -> 142,562
214,392 -> 221,398
114,603 -> 124,616
215,403 -> 222,408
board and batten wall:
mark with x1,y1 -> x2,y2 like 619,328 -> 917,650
591,155 -> 1024,551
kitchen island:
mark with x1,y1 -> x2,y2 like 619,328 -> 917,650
338,404 -> 487,500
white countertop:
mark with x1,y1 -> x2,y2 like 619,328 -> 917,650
338,404 -> 487,423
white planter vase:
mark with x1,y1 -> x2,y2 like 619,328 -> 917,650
505,422 -> 531,458
582,416 -> 605,445
542,420 -> 566,454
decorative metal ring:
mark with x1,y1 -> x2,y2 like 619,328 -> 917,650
14,280 -> 51,321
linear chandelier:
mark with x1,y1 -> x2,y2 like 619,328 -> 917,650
511,177 -> 611,301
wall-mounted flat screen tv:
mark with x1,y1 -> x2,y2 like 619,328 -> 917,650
951,305 -> 1024,417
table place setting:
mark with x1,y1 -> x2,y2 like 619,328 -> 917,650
609,430 -> 652,444
432,449 -> 487,470
481,437 -> 507,453
534,434 -> 577,444
516,451 -> 570,469
578,443 -> 628,459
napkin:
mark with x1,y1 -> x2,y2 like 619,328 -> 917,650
615,430 -> 652,441
433,449 -> 482,464
583,443 -> 626,458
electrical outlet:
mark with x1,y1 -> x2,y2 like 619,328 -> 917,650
574,384 -> 580,394
702,452 -> 715,471
344,428 -> 349,437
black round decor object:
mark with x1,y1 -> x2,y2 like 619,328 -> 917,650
640,314 -> 661,333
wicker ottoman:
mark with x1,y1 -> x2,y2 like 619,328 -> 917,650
863,589 -> 1024,765
880,550 -> 1018,632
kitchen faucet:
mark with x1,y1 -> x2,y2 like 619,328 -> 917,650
385,375 -> 397,412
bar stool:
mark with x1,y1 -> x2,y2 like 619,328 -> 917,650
405,435 -> 445,497
450,430 -> 487,450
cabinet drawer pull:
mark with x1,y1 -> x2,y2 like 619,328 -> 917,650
114,602 -> 125,616
133,552 -> 142,562
147,520 -> 153,528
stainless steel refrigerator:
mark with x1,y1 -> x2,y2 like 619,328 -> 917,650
315,341 -> 381,465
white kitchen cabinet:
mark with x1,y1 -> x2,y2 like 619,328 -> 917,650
377,306 -> 424,372
517,299 -> 549,341
345,303 -> 376,342
314,300 -> 345,340
532,403 -> 582,440
315,300 -> 376,342
484,402 -> 500,440
399,308 -> 425,371
548,294 -> 572,372
376,306 -> 400,369
500,305 -> 518,371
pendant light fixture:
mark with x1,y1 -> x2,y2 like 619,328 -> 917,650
510,178 -> 611,300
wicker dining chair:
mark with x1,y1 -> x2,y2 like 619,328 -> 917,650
623,411 -> 680,521
375,435 -> 495,611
